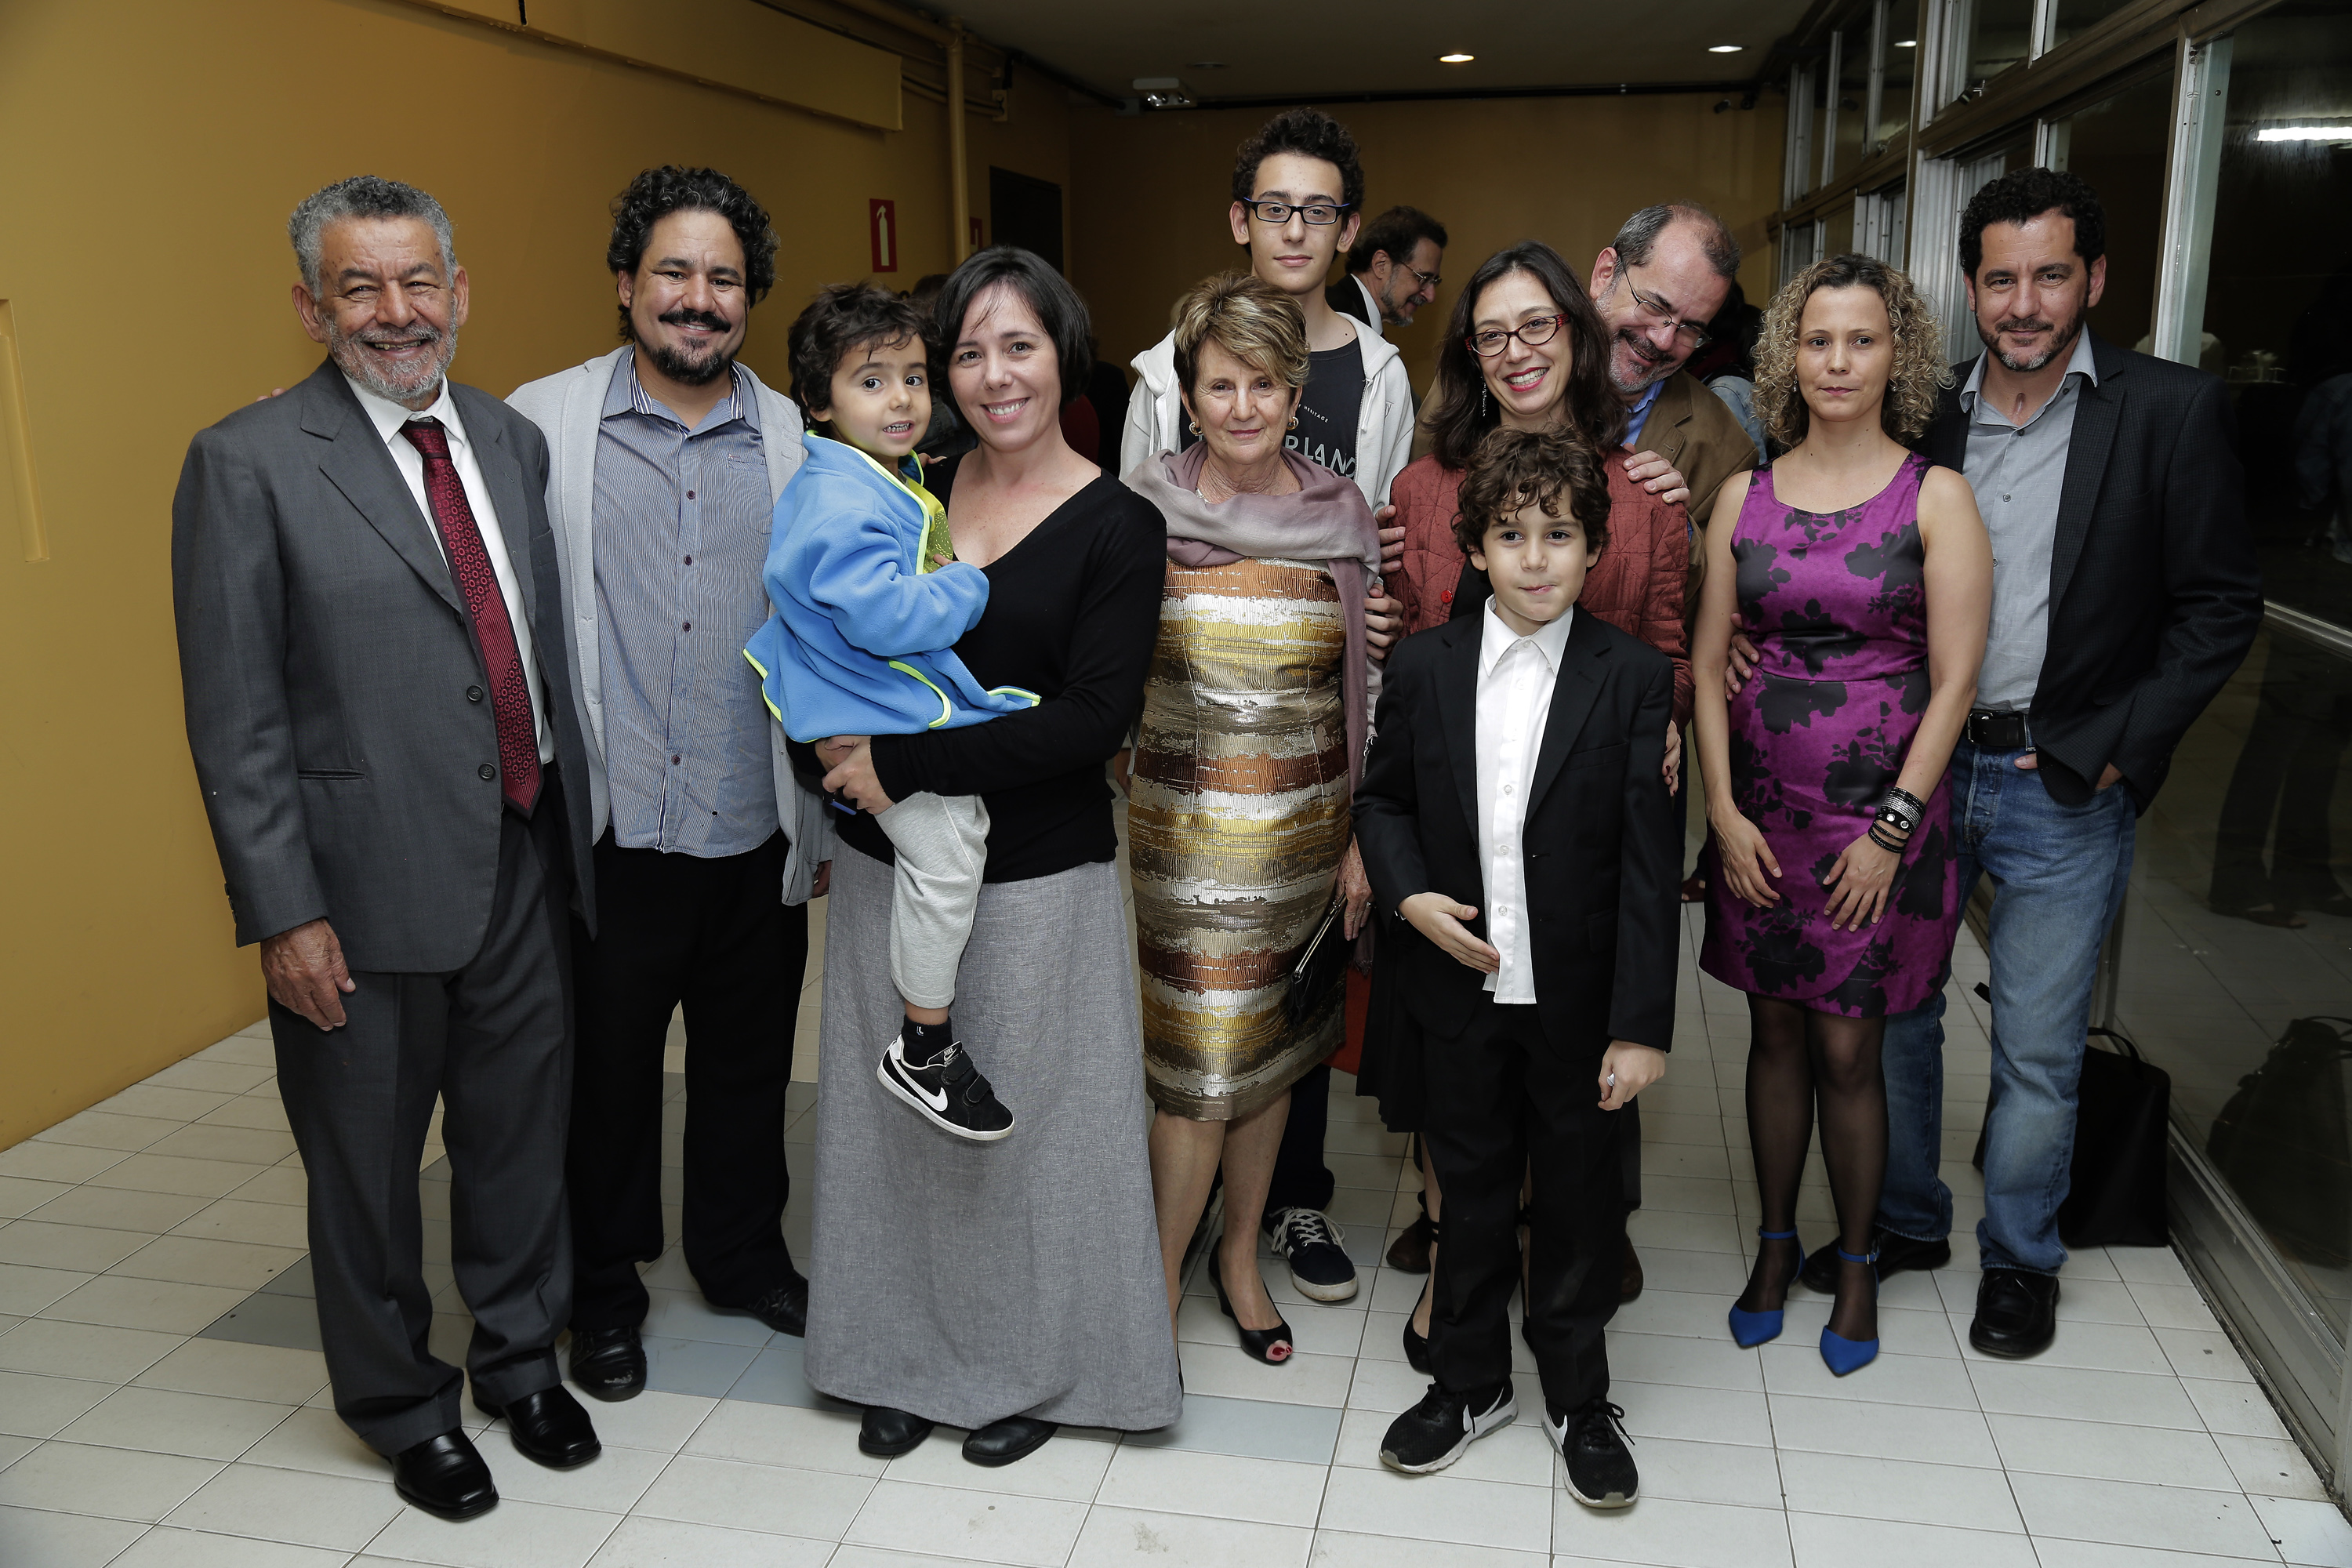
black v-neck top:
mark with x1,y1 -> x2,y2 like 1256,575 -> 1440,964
844,468 -> 1167,883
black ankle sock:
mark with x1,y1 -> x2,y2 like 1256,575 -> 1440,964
905,1016 -> 955,1066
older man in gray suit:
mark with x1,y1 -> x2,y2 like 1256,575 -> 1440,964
173,176 -> 601,1522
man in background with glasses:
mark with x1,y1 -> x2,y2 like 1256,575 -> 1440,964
1330,205 -> 1450,341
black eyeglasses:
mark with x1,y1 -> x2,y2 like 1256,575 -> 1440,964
1466,314 -> 1565,357
1622,270 -> 1713,350
1401,261 -> 1443,292
1239,198 -> 1352,227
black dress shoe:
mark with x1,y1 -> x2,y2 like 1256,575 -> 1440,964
1970,1268 -> 2060,1359
391,1429 -> 498,1520
859,1405 -> 936,1457
962,1414 -> 1057,1467
474,1384 -> 603,1469
723,1269 -> 808,1338
1800,1227 -> 1951,1294
568,1326 -> 646,1403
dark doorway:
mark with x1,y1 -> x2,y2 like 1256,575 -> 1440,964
989,168 -> 1064,271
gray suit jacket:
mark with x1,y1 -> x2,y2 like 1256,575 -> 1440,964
506,346 -> 829,905
172,359 -> 597,971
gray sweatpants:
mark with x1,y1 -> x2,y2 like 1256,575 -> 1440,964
874,790 -> 989,1011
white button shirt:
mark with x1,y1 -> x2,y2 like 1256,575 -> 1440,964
343,373 -> 553,761
1475,601 -> 1573,1003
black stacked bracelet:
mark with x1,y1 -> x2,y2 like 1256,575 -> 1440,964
1868,823 -> 1909,854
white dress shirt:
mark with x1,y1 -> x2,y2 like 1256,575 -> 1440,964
1475,600 -> 1573,1003
343,373 -> 552,761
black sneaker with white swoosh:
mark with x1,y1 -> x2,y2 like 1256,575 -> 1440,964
1548,1398 -> 1639,1508
1377,1380 -> 1517,1474
877,1030 -> 1014,1142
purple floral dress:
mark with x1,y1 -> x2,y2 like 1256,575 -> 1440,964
1700,452 -> 1961,1018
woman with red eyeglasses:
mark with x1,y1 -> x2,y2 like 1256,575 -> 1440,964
1365,240 -> 1695,1369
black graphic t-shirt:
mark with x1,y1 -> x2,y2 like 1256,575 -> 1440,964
1290,341 -> 1363,481
1178,336 -> 1363,482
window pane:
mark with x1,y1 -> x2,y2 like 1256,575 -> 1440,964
2049,69 -> 2176,350
1832,30 -> 1871,179
2052,0 -> 2133,49
1968,0 -> 2038,94
2198,0 -> 2352,628
1879,32 -> 1917,148
2111,0 -> 2352,1344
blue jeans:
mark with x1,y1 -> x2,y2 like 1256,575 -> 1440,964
1878,741 -> 2136,1276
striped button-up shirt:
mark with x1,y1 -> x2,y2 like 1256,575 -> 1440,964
593,350 -> 778,856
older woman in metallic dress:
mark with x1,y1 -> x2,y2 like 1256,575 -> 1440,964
1122,274 -> 1381,1366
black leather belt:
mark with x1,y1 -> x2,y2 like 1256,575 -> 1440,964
1963,710 -> 2031,749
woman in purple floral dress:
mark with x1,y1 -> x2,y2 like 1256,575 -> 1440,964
1691,255 -> 1991,1374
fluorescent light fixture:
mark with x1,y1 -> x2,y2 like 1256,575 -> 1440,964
1132,76 -> 1196,109
2258,125 -> 2352,142
1895,38 -> 1917,46
1438,52 -> 1475,64
1708,44 -> 1744,53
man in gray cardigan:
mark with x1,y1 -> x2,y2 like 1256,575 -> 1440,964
506,167 -> 829,1403
174,177 -> 602,1520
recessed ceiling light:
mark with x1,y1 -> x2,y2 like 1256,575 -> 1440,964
2259,124 -> 2352,142
1438,52 -> 1475,64
1894,38 -> 1917,46
1708,44 -> 1744,53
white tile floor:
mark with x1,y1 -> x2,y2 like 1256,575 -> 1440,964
3,906 -> 2349,1566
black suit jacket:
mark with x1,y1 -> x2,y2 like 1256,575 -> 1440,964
1327,275 -> 1377,332
172,359 -> 598,970
1922,334 -> 2262,810
1355,610 -> 1681,1061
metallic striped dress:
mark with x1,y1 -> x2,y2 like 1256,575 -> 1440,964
1131,557 -> 1352,1121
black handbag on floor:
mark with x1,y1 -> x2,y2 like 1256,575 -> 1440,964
2206,1016 -> 2352,1269
1969,984 -> 2171,1248
1284,895 -> 1348,1028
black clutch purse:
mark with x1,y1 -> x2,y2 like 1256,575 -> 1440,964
1284,895 -> 1348,1028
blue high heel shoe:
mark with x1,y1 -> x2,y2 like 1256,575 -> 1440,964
1818,1246 -> 1881,1375
1726,1228 -> 1804,1348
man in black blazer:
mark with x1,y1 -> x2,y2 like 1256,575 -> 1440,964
173,178 -> 604,1519
1792,169 -> 2262,1356
1356,430 -> 1679,1511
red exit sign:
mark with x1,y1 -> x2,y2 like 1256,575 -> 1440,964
870,198 -> 898,274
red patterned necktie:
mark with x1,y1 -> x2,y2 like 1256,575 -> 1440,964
401,419 -> 542,814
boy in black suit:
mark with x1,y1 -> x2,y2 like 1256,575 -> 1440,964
1356,427 -> 1679,1508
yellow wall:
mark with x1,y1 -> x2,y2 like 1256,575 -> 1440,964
0,0 -> 1783,1150
1069,94 -> 1786,397
0,0 -> 1067,1147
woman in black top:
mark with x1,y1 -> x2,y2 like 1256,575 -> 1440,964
804,248 -> 1181,1467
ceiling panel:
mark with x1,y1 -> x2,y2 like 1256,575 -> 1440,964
927,0 -> 1813,103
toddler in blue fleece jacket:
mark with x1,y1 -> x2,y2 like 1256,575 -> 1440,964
746,284 -> 1029,1142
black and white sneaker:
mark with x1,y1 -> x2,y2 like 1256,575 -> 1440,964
1547,1398 -> 1639,1509
1379,1380 -> 1517,1474
877,1032 -> 1014,1142
1262,1207 -> 1358,1301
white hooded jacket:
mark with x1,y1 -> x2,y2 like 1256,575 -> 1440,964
1119,321 -> 1417,509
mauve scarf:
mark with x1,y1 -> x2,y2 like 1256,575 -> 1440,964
1122,444 -> 1382,796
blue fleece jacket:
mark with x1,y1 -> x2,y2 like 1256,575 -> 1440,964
746,435 -> 1037,744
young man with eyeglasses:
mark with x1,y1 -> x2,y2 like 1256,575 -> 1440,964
1120,107 -> 1417,1309
1330,205 -> 1450,339
1121,107 -> 1417,510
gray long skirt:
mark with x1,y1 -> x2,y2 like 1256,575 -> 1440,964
803,846 -> 1182,1432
